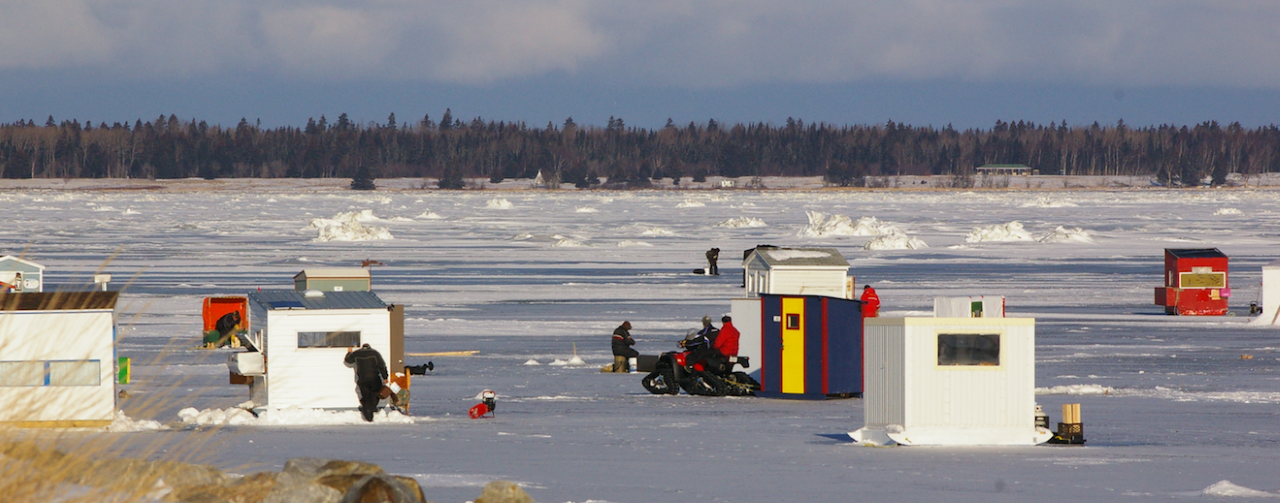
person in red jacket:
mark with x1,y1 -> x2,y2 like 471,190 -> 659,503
713,315 -> 740,357
860,285 -> 880,318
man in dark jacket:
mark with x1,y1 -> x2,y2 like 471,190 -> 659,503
705,248 -> 720,275
611,321 -> 639,372
344,343 -> 389,421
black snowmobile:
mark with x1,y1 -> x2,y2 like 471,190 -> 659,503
641,329 -> 759,396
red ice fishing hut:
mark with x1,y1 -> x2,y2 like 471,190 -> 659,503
1154,248 -> 1229,316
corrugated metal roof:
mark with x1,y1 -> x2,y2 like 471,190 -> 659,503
0,291 -> 118,311
249,290 -> 387,311
1166,248 -> 1227,259
293,268 -> 371,280
752,247 -> 849,267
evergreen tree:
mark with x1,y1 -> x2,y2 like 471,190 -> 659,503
350,164 -> 376,190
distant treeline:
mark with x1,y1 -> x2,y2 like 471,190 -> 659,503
2,112 -> 1278,187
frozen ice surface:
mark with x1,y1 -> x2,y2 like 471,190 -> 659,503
799,211 -> 898,237
8,183 -> 1280,502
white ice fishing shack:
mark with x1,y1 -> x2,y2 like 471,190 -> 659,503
0,291 -> 118,427
850,305 -> 1051,446
0,255 -> 45,293
1253,260 -> 1280,326
228,290 -> 405,411
741,246 -> 853,299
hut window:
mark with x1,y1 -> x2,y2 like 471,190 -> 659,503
0,361 -> 44,386
298,331 -> 361,348
0,360 -> 100,386
785,314 -> 800,330
937,334 -> 1000,366
49,360 -> 100,386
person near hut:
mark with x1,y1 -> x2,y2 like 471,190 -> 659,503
861,285 -> 881,318
611,321 -> 639,372
705,248 -> 720,275
344,343 -> 389,421
213,310 -> 241,347
713,315 -> 740,358
682,316 -> 724,371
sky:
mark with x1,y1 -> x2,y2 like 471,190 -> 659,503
2,0 -> 1279,130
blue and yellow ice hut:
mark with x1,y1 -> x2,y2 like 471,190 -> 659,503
758,294 -> 863,399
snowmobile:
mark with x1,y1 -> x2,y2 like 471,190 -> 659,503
641,329 -> 759,396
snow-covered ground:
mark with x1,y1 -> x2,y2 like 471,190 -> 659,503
5,183 -> 1280,502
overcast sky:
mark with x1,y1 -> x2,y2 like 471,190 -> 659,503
2,0 -> 1278,129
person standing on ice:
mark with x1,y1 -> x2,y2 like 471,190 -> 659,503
705,248 -> 720,275
611,321 -> 639,372
713,315 -> 740,358
344,343 -> 389,422
860,285 -> 880,318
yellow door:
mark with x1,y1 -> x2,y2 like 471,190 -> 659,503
781,297 -> 805,393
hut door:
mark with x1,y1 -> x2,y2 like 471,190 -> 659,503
781,297 -> 806,393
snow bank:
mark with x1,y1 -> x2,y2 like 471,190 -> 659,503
799,211 -> 898,237
104,410 -> 166,432
309,210 -> 394,242
1036,384 -> 1114,395
416,211 -> 445,220
1215,208 -> 1243,215
551,235 -> 587,247
864,232 -> 928,250
964,221 -> 1035,243
486,198 -> 514,209
617,240 -> 653,247
524,359 -> 541,365
575,206 -> 599,213
178,406 -> 415,426
641,226 -> 674,236
1021,197 -> 1078,208
1202,480 -> 1278,498
676,199 -> 706,208
717,216 -> 767,228
765,249 -> 833,261
1037,226 -> 1094,243
122,208 -> 141,215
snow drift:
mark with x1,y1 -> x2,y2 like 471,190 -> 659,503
1037,226 -> 1094,243
965,221 -> 1035,243
717,216 -> 767,228
485,198 -> 514,209
178,406 -> 415,426
864,232 -> 928,250
799,211 -> 899,237
309,210 -> 394,242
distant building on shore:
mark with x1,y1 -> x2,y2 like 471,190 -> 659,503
976,164 -> 1037,176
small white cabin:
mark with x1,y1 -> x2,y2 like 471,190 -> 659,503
851,316 -> 1051,446
231,290 -> 403,411
0,255 -> 45,293
743,247 -> 852,299
1254,260 -> 1280,326
934,296 -> 1005,318
0,292 -> 117,427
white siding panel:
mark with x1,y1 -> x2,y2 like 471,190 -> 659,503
265,310 -> 391,409
766,269 -> 847,297
0,310 -> 115,423
730,298 -> 763,381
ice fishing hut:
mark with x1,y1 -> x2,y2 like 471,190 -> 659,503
850,312 -> 1051,446
0,291 -> 118,427
1154,248 -> 1229,316
0,255 -> 45,293
742,246 -> 854,299
751,294 -> 863,399
228,290 -> 405,411
734,246 -> 855,381
293,268 -> 371,292
934,296 -> 1005,318
202,296 -> 247,347
1252,260 -> 1280,326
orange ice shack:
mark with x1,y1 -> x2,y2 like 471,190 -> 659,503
202,296 -> 248,347
1155,248 -> 1229,316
